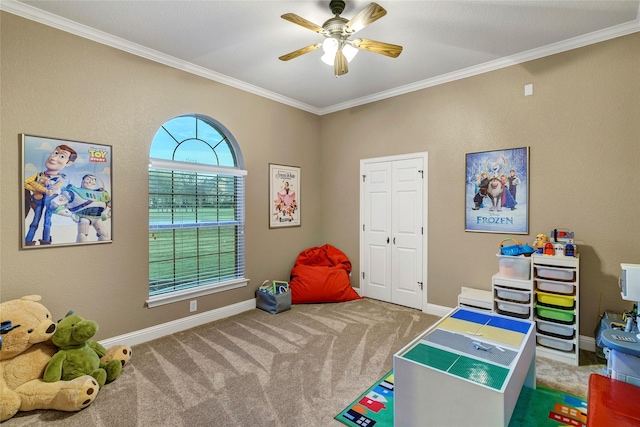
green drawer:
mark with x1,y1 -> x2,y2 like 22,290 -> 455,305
535,305 -> 575,324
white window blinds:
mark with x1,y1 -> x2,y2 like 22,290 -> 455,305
148,167 -> 245,296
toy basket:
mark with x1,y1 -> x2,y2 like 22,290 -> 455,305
499,238 -> 535,257
256,280 -> 291,314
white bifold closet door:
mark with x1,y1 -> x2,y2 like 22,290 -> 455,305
361,153 -> 426,310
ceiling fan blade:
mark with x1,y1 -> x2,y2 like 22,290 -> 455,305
334,50 -> 348,76
279,43 -> 322,61
352,38 -> 403,58
281,13 -> 326,34
345,2 -> 387,34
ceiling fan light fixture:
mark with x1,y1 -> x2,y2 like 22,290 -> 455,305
280,1 -> 401,77
343,44 -> 358,62
321,37 -> 339,65
321,38 -> 358,66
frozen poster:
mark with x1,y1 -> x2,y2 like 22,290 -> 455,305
22,134 -> 112,248
465,147 -> 529,234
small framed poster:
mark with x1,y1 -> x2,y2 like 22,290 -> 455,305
21,134 -> 112,248
269,163 -> 300,228
465,147 -> 529,234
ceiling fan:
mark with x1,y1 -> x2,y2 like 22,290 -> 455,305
279,0 -> 403,77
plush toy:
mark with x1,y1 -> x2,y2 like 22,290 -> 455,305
44,311 -> 124,388
0,296 -> 98,422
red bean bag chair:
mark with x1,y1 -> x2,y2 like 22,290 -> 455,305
289,244 -> 362,304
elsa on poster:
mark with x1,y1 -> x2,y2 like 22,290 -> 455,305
465,147 -> 528,233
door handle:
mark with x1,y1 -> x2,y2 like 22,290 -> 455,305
393,237 -> 396,244
387,237 -> 390,244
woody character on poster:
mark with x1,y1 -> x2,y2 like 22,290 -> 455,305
269,163 -> 300,228
22,134 -> 112,248
465,147 -> 529,234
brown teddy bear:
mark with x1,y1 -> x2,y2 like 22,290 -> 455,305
0,295 -> 132,422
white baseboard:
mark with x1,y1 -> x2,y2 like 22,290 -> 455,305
428,304 -> 596,353
99,298 -> 256,348
425,303 -> 454,318
579,335 -> 596,352
100,298 -> 598,354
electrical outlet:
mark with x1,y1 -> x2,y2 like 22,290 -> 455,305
190,300 -> 197,312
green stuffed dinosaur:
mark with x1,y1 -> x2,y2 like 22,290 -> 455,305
43,311 -> 122,388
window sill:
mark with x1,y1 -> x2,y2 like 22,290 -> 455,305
146,278 -> 249,308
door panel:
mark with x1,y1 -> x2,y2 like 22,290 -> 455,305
363,162 -> 392,302
391,158 -> 423,309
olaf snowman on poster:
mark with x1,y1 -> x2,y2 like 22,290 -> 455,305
465,147 -> 529,234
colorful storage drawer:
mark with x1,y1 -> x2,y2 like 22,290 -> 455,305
536,334 -> 574,352
535,278 -> 574,295
535,305 -> 575,324
494,287 -> 531,303
535,265 -> 575,282
536,290 -> 575,308
536,318 -> 575,339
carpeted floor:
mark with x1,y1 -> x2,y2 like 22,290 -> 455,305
3,298 -> 604,426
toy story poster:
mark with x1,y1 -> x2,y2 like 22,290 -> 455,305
465,147 -> 529,234
269,163 -> 300,228
21,134 -> 112,248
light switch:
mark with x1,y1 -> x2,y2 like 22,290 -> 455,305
524,84 -> 533,96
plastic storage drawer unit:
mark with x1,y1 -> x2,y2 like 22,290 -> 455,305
494,287 -> 531,303
458,288 -> 493,311
536,334 -> 574,352
496,300 -> 530,318
535,305 -> 575,324
534,265 -> 575,281
497,255 -> 531,280
536,318 -> 575,339
536,290 -> 575,308
535,279 -> 574,295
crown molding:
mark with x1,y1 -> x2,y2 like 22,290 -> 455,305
318,18 -> 640,115
0,0 -> 322,115
2,0 -> 638,116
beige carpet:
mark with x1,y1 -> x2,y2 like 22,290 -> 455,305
4,298 -> 605,426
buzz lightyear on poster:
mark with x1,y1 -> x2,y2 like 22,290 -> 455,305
465,147 -> 528,234
22,135 -> 112,247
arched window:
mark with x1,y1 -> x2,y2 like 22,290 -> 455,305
146,114 -> 247,307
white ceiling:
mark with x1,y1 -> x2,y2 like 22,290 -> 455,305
3,0 -> 639,115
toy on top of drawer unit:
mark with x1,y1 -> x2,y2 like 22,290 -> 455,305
550,229 -> 574,243
543,242 -> 554,256
549,228 -> 577,256
532,234 -> 548,254
565,244 -> 576,257
499,237 -> 535,257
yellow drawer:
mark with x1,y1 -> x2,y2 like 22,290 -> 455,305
536,290 -> 575,308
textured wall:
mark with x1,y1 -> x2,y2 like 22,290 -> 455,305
320,33 -> 640,336
0,12 -> 322,339
1,11 -> 638,340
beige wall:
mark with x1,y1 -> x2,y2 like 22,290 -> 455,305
0,13 -> 323,338
1,11 -> 639,340
320,32 -> 640,336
